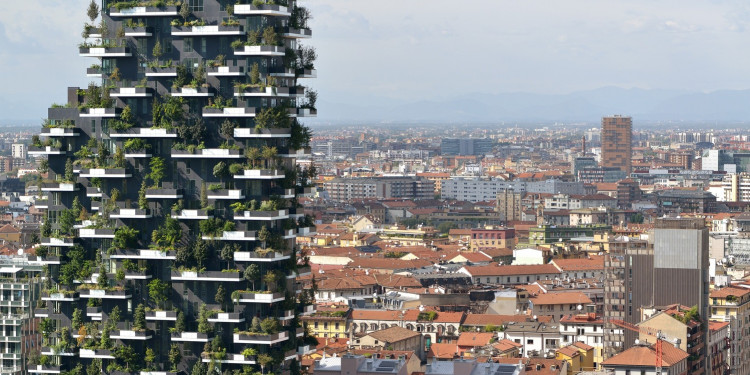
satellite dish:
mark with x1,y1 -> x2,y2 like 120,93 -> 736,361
533,315 -> 538,320
419,305 -> 425,312
634,339 -> 640,345
577,305 -> 583,311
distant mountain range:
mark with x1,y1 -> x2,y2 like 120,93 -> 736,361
313,87 -> 750,125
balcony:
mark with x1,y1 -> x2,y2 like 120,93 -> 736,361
297,266 -> 312,277
87,67 -> 105,78
86,306 -> 102,320
171,331 -> 210,342
234,86 -> 301,98
41,291 -> 79,302
40,128 -> 79,137
233,331 -> 289,344
79,47 -> 132,57
291,108 -> 317,118
41,237 -> 74,247
171,148 -> 242,159
171,25 -> 243,36
110,249 -> 176,260
280,309 -> 295,321
297,69 -> 317,79
170,87 -> 214,97
207,189 -> 245,200
80,108 -> 118,118
233,169 -> 285,180
109,127 -> 178,138
111,330 -> 152,340
146,310 -> 177,321
280,27 -> 312,39
171,270 -> 242,282
86,187 -> 102,197
234,209 -> 289,221
207,65 -> 244,77
28,146 -> 65,156
234,251 -> 290,262
111,208 -> 152,219
145,188 -> 183,199
301,304 -> 316,315
202,353 -> 256,365
171,209 -> 212,220
236,292 -> 285,304
234,127 -> 290,138
145,67 -> 178,77
78,228 -> 116,239
234,4 -> 290,16
298,345 -> 316,356
280,147 -> 312,158
109,6 -> 179,17
208,312 -> 244,323
34,308 -> 53,318
79,349 -> 115,359
125,149 -> 152,158
124,26 -> 153,37
124,270 -> 152,280
203,107 -> 257,118
234,45 -> 285,56
28,365 -> 61,374
34,200 -> 49,209
27,255 -> 61,265
269,68 -> 295,78
297,227 -> 316,236
110,87 -> 152,97
79,288 -> 131,299
202,230 -> 257,241
78,168 -> 131,178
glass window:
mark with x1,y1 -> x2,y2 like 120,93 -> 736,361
184,38 -> 193,53
189,0 -> 204,11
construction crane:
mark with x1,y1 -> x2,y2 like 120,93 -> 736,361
608,319 -> 681,375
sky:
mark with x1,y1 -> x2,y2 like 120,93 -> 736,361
1,0 -> 750,121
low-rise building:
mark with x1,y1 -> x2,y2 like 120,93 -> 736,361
601,343 -> 689,375
351,326 -> 425,361
559,313 -> 605,368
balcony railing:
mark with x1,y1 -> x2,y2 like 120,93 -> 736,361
79,349 -> 115,359
280,27 -> 312,39
145,67 -> 178,77
207,189 -> 245,200
171,148 -> 242,158
235,292 -> 285,304
28,365 -> 62,374
202,231 -> 257,241
171,331 -> 210,342
110,249 -> 176,260
233,331 -> 289,344
41,237 -> 74,247
234,251 -> 290,262
171,209 -> 212,220
110,87 -> 152,97
233,45 -> 285,56
109,6 -> 179,17
40,128 -> 79,137
79,47 -> 132,57
109,127 -> 178,138
80,107 -> 118,117
234,127 -> 290,138
123,26 -> 153,37
79,288 -> 132,299
145,310 -> 178,321
111,329 -> 152,340
171,25 -> 243,36
78,168 -> 131,178
28,146 -> 65,156
111,208 -> 151,219
145,188 -> 183,199
78,228 -> 116,239
170,87 -> 214,97
234,209 -> 289,221
233,4 -> 290,16
233,169 -> 285,180
208,312 -> 245,323
207,65 -> 244,77
171,270 -> 242,282
203,107 -> 257,117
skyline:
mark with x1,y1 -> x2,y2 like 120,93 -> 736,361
3,0 -> 750,122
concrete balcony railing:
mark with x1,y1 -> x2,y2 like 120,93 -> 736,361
27,256 -> 61,265
233,45 -> 285,56
86,306 -> 102,320
124,270 -> 152,280
296,266 -> 312,277
41,237 -> 74,247
207,189 -> 245,200
234,127 -> 290,138
235,292 -> 285,304
269,68 -> 295,77
297,227 -> 317,236
170,87 -> 214,97
109,127 -> 178,138
296,69 -> 317,79
109,6 -> 179,17
80,107 -> 118,117
280,27 -> 312,39
145,310 -> 178,321
234,209 -> 289,221
87,67 -> 105,78
79,288 -> 132,299
111,329 -> 152,340
41,291 -> 79,302
145,67 -> 178,77
171,148 -> 243,159
78,228 -> 116,239
79,47 -> 132,58
28,365 -> 62,374
79,349 -> 115,359
171,25 -> 243,36
280,309 -> 295,321
234,250 -> 290,262
207,312 -> 245,323
233,331 -> 289,345
110,249 -> 176,260
171,270 -> 242,282
124,148 -> 152,158
171,331 -> 210,342
234,86 -> 300,97
301,304 -> 316,315
202,231 -> 257,241
202,353 -> 257,364
40,128 -> 79,137
233,3 -> 290,16
171,209 -> 212,220
291,108 -> 317,118
110,87 -> 152,97
28,146 -> 65,156
203,107 -> 257,117
78,168 -> 131,178
207,65 -> 244,77
145,188 -> 183,199
298,345 -> 316,355
123,26 -> 153,37
41,347 -> 75,357
111,208 -> 152,219
233,169 -> 285,180
86,187 -> 102,197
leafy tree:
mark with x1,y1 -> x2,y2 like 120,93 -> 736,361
220,119 -> 237,140
152,40 -> 163,60
114,345 -> 138,371
215,285 -> 227,310
65,159 -> 74,182
263,271 -> 278,292
59,209 -> 76,236
86,359 -> 101,375
262,26 -> 277,46
213,161 -> 228,178
258,226 -> 270,249
144,348 -> 156,370
191,361 -> 207,375
245,147 -> 261,168
260,317 -> 278,334
250,63 -> 260,85
97,265 -> 109,289
148,279 -> 169,308
149,157 -> 166,187
71,308 -> 83,330
87,0 -> 99,22
175,244 -> 193,267
630,212 -> 644,224
193,239 -> 209,269
108,306 -> 121,328
134,303 -> 146,330
152,217 -> 182,249
111,226 -> 139,250
261,145 -> 277,168
177,118 -> 205,143
139,180 -> 149,210
220,243 -> 238,268
200,182 -> 208,208
180,0 -> 190,21
100,325 -> 112,349
193,63 -> 206,87
197,305 -> 213,334
174,311 -> 186,333
41,216 -> 51,237
244,264 -> 260,290
114,146 -> 125,168
257,353 -> 273,374
304,88 -> 317,109
251,316 -> 261,332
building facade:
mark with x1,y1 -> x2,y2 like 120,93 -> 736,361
0,258 -> 43,375
32,0 -> 315,373
324,177 -> 434,202
601,116 -> 632,174
440,138 -> 493,156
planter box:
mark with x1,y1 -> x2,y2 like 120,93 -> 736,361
234,86 -> 290,97
201,353 -> 256,364
28,365 -> 61,374
234,127 -> 290,138
109,6 -> 178,17
207,65 -> 244,77
296,69 -> 317,78
78,228 -> 116,239
234,251 -> 290,262
86,187 -> 102,197
280,27 -> 312,38
280,309 -> 295,321
109,127 -> 177,138
233,4 -> 289,16
80,107 -> 118,117
87,67 -> 105,78
78,168 -> 131,178
123,26 -> 153,37
208,312 -> 244,323
34,308 -> 52,318
110,87 -> 152,97
297,227 -> 316,236
171,209 -> 211,220
203,107 -> 257,117
124,271 -> 152,280
233,169 -> 285,180
234,209 -> 288,221
79,288 -> 131,299
145,188 -> 183,199
40,128 -> 78,137
86,307 -> 102,320
233,45 -> 285,56
170,331 -> 209,342
202,231 -> 257,241
170,87 -> 214,97
145,67 -> 177,77
110,249 -> 176,260
28,256 -> 60,265
269,67 -> 295,77
41,291 -> 79,302
233,331 -> 288,344
171,148 -> 242,158
207,189 -> 245,200
111,329 -> 152,340
28,146 -> 65,156
40,347 -> 75,357
79,349 -> 115,359
41,237 -> 74,247
124,148 -> 151,158
171,270 -> 242,282
297,266 -> 312,277
171,25 -> 243,36
292,108 -> 317,118
34,200 -> 49,209
298,345 -> 315,355
236,292 -> 284,304
111,208 -> 151,219
79,47 -> 131,57
145,310 -> 177,321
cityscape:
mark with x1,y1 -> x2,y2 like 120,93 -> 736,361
0,1 -> 749,375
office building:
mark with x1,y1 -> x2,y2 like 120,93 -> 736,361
572,157 -> 597,179
32,1 -> 315,373
0,258 -> 43,375
601,116 -> 632,174
440,138 -> 493,156
11,144 -> 26,160
324,177 -> 434,201
496,188 -> 524,222
442,178 -> 586,203
576,167 -> 627,183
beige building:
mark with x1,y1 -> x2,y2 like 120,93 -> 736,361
352,326 -> 425,360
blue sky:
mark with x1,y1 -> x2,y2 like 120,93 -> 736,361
2,0 -> 750,121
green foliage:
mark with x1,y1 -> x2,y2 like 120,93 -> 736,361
123,138 -> 150,151
262,26 -> 277,45
179,0 -> 190,19
148,157 -> 166,187
260,317 -> 279,334
220,119 -> 237,140
152,40 -> 163,59
197,305 -> 213,334
87,0 -> 99,22
193,238 -> 210,269
65,159 -> 75,182
417,311 -> 438,321
134,304 -> 147,330
244,264 -> 260,290
138,181 -> 149,210
213,161 -> 229,178
169,344 -> 181,372
148,278 -> 169,308
111,226 -> 139,250
254,106 -> 291,130
151,217 -> 182,250
289,120 -> 312,150
174,311 -> 186,333
250,62 -> 260,85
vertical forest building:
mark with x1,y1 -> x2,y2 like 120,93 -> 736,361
31,0 -> 317,374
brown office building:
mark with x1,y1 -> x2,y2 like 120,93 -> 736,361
601,116 -> 632,174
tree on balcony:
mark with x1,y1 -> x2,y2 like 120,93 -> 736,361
244,264 -> 260,291
149,279 -> 169,309
134,304 -> 147,330
169,344 -> 181,372
149,157 -> 166,187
